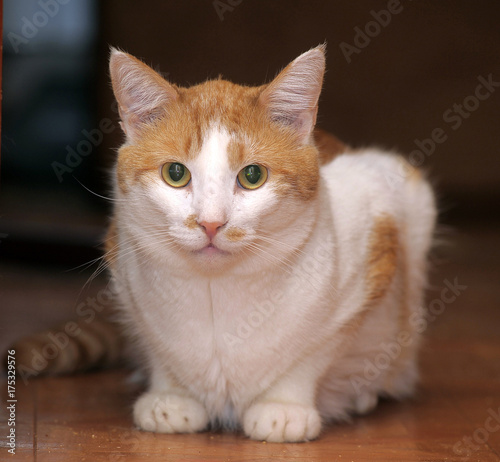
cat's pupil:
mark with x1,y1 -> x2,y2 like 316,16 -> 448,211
169,163 -> 185,182
244,165 -> 261,184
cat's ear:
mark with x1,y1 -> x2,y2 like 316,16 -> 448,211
259,45 -> 325,144
109,48 -> 179,143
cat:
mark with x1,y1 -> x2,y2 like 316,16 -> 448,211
11,44 -> 436,443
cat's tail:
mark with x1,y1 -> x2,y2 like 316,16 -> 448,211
5,316 -> 125,383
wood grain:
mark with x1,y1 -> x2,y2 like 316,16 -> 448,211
1,225 -> 499,461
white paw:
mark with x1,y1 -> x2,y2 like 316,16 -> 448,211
353,392 -> 378,415
243,402 -> 321,443
133,392 -> 209,434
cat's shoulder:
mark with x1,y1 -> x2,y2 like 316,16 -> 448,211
320,147 -> 423,194
319,147 -> 432,233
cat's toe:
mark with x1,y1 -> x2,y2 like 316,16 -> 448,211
353,392 -> 378,415
243,402 -> 321,443
133,392 -> 209,434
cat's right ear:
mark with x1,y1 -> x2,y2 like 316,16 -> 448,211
109,48 -> 179,143
259,45 -> 326,144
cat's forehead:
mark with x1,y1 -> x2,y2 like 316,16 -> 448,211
143,79 -> 288,164
177,79 -> 264,139
180,79 -> 262,110
118,79 -> 319,200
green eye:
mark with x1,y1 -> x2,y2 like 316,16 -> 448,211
237,164 -> 268,190
161,162 -> 191,188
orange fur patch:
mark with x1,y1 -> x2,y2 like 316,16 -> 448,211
11,315 -> 122,375
336,306 -> 374,342
225,227 -> 246,242
365,214 -> 399,304
227,128 -> 320,201
115,74 -> 321,201
396,157 -> 422,184
393,244 -> 416,368
184,214 -> 198,229
313,128 -> 349,166
408,165 -> 422,183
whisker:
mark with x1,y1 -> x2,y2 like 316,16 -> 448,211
256,234 -> 306,258
66,255 -> 106,274
252,237 -> 302,269
244,242 -> 296,275
78,225 -> 178,292
248,236 -> 339,300
73,177 -> 126,203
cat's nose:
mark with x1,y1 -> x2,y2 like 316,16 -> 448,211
199,221 -> 225,240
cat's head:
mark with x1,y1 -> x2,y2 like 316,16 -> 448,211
109,46 -> 325,274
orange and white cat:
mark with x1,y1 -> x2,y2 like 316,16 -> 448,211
102,45 -> 436,443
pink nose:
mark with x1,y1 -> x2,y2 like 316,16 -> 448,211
199,221 -> 225,240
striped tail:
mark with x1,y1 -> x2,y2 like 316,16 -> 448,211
7,316 -> 125,384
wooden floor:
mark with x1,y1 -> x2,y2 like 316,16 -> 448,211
1,224 -> 500,461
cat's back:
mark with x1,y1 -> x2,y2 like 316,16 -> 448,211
321,148 -> 434,220
319,148 -> 436,280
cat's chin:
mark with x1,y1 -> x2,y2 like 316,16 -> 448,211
192,243 -> 232,265
187,243 -> 239,273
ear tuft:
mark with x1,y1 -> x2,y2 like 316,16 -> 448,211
259,45 -> 326,143
109,48 -> 178,143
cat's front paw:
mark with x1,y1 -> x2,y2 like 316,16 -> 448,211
353,391 -> 378,415
133,392 -> 209,434
243,402 -> 321,443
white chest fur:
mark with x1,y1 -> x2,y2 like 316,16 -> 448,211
116,185 -> 339,413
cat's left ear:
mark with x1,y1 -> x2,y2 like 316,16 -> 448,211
109,48 -> 179,143
259,44 -> 326,144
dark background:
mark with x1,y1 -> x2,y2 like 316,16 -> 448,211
1,5 -> 499,458
1,0 -> 500,267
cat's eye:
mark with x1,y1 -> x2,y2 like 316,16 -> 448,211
237,164 -> 268,190
161,162 -> 191,188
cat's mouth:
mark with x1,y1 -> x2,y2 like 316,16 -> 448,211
197,242 -> 229,257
